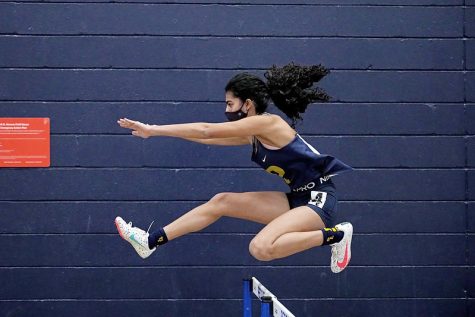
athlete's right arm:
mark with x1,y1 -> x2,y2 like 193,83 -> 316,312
117,115 -> 279,140
117,119 -> 250,145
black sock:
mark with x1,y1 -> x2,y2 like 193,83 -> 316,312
321,227 -> 344,246
148,227 -> 168,249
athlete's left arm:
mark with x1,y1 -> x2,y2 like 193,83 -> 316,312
118,116 -> 278,139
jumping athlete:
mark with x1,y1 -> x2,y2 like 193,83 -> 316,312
115,63 -> 354,273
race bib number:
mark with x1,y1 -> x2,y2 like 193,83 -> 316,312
309,191 -> 327,209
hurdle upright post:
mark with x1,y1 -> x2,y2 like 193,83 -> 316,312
243,278 -> 252,317
243,276 -> 296,317
260,296 -> 273,317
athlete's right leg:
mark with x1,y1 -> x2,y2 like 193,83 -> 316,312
115,191 -> 291,258
164,191 -> 290,240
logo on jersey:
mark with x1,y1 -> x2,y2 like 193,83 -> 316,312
265,165 -> 291,184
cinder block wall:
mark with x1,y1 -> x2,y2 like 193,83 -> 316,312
0,1 -> 473,316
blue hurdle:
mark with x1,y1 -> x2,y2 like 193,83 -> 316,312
243,277 -> 296,317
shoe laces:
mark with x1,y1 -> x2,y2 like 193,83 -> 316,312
146,220 -> 154,234
127,221 -> 154,234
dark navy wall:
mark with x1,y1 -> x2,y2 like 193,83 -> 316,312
0,1 -> 472,317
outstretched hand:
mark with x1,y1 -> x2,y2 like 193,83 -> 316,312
117,118 -> 152,138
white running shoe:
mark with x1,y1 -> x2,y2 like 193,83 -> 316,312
115,216 -> 156,259
330,222 -> 353,273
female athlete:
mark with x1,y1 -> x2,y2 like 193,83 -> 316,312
115,63 -> 353,273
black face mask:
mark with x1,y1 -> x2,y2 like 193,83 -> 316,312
225,102 -> 248,121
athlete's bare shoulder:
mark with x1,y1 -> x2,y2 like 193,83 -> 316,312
255,113 -> 296,147
264,113 -> 296,133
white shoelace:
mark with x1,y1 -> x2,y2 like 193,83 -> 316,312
127,220 -> 154,234
146,221 -> 154,234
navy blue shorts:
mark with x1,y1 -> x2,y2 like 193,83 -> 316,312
285,178 -> 338,227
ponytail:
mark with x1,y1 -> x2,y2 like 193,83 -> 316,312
224,62 -> 331,127
264,62 -> 331,126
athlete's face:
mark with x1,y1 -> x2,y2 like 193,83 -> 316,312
224,91 -> 249,121
225,91 -> 246,113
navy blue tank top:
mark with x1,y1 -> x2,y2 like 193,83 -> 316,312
251,133 -> 353,191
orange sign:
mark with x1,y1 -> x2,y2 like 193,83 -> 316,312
0,118 -> 50,167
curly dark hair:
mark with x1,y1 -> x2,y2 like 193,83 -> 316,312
225,62 -> 331,126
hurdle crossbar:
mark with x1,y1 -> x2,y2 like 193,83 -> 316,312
243,277 -> 296,317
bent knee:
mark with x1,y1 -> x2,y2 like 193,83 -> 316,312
207,192 -> 237,216
209,191 -> 244,209
249,238 -> 275,261
209,192 -> 233,204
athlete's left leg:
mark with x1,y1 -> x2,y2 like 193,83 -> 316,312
248,206 -> 353,272
248,206 -> 326,261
